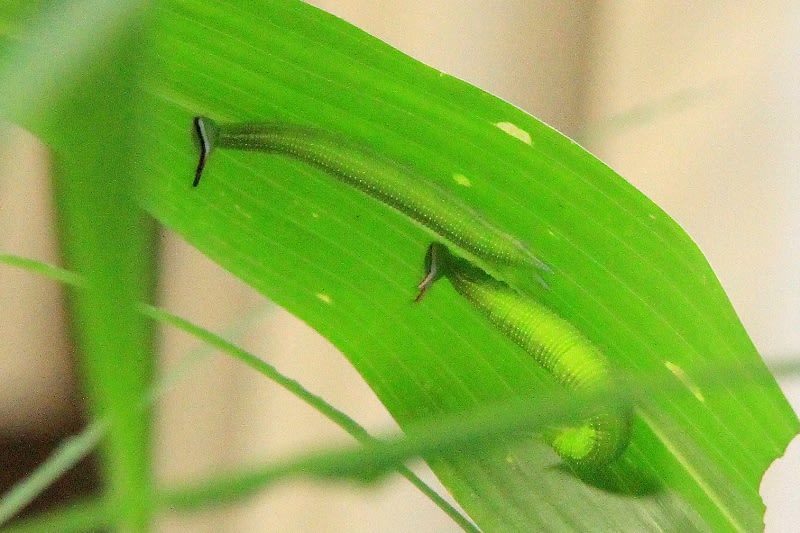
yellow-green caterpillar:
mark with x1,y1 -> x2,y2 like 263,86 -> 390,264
192,117 -> 547,282
417,243 -> 631,468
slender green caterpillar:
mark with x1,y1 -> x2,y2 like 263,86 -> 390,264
192,117 -> 548,282
417,243 -> 631,468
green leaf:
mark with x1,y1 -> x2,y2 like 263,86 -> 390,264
132,1 -> 797,530
0,1 -> 157,529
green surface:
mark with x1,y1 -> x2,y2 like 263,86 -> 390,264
0,1 -> 157,530
0,1 -> 796,531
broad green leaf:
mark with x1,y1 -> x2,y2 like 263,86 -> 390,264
131,1 -> 797,531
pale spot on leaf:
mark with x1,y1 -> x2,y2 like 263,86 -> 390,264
233,204 -> 253,219
665,361 -> 705,402
494,121 -> 532,145
316,293 -> 332,304
452,173 -> 471,187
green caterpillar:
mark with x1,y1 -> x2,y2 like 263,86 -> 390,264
192,117 -> 547,283
417,243 -> 631,468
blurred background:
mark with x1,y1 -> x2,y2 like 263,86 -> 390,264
1,1 -> 798,531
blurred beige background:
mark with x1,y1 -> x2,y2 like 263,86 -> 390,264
1,1 -> 798,531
